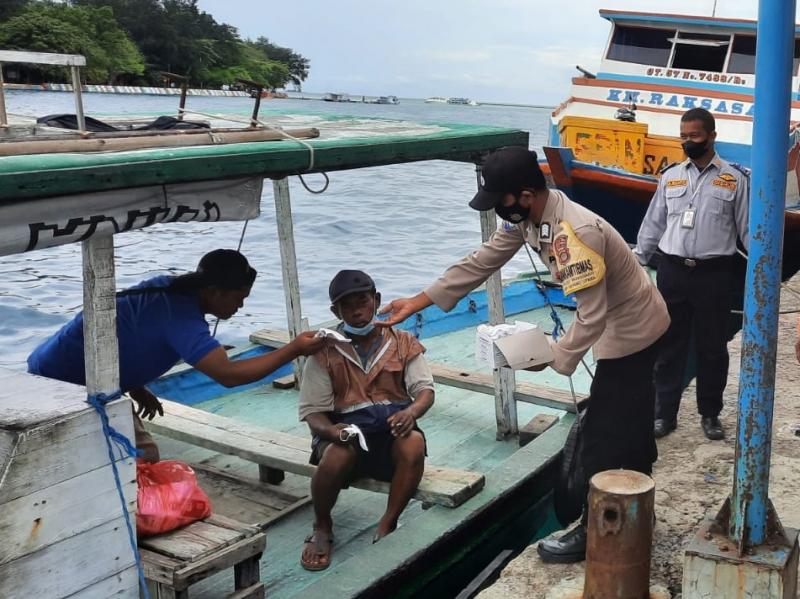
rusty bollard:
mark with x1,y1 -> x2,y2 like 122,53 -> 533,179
584,469 -> 655,599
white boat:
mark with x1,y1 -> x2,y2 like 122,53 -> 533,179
375,95 -> 400,105
447,97 -> 478,106
425,96 -> 448,103
322,92 -> 352,102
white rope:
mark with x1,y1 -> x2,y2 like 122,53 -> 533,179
179,107 -> 330,194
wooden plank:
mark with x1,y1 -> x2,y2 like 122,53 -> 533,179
179,521 -> 246,548
140,526 -> 237,562
81,235 -> 120,396
428,363 -> 580,413
272,374 -> 296,389
0,516 -> 136,598
0,400 -> 135,503
65,565 -> 139,598
273,178 -> 306,382
149,400 -> 485,508
174,534 -> 266,589
192,463 -> 310,530
249,329 -> 580,412
478,192 -> 518,438
0,461 -> 136,564
0,128 -> 321,157
140,548 -> 181,586
229,582 -> 265,599
0,50 -> 86,66
519,413 -> 560,447
0,367 -> 103,428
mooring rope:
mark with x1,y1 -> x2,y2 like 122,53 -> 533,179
177,107 -> 330,193
85,391 -> 149,599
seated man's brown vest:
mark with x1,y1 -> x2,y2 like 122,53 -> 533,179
318,328 -> 425,414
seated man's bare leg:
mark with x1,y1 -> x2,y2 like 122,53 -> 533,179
375,431 -> 425,542
302,443 -> 357,570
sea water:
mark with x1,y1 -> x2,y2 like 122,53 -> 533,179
0,91 -> 551,368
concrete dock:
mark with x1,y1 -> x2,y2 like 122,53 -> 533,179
478,275 -> 800,598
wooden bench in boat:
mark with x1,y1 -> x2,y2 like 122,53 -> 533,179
249,328 -> 585,412
147,399 -> 485,508
140,514 -> 266,599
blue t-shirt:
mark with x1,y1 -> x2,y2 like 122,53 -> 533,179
27,275 -> 220,391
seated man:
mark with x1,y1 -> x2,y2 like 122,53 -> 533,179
28,249 -> 324,462
299,270 -> 435,571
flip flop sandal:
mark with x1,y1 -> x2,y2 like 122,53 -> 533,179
300,529 -> 334,571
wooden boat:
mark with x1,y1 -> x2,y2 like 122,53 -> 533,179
0,51 -> 589,598
542,9 -> 800,278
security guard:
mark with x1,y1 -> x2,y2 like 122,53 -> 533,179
635,108 -> 749,441
379,147 -> 670,563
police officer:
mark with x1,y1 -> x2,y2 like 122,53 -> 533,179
379,147 -> 669,563
635,108 -> 749,441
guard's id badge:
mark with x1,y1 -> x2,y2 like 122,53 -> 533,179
681,208 -> 696,229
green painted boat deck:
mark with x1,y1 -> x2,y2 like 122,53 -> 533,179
152,307 -> 591,598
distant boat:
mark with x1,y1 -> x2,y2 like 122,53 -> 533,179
322,92 -> 352,102
425,96 -> 448,103
447,97 -> 479,106
375,95 -> 400,105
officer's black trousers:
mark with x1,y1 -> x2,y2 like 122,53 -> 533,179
653,256 -> 735,421
581,340 -> 660,489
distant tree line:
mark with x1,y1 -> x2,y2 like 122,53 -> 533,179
0,0 -> 310,89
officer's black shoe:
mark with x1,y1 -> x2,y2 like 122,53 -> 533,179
701,416 -> 724,440
653,418 -> 677,439
537,524 -> 587,564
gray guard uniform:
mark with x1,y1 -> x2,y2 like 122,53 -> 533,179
635,153 -> 749,422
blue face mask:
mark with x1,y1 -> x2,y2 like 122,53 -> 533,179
343,321 -> 375,336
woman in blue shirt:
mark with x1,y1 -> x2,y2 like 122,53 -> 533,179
28,249 -> 324,462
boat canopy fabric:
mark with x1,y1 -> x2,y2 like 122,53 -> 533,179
0,176 -> 261,257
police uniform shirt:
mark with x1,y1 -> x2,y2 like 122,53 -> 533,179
425,190 -> 670,375
635,154 -> 750,264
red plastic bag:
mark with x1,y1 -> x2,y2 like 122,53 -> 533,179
136,460 -> 212,538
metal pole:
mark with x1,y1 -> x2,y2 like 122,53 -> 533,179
71,65 -> 86,133
731,0 -> 795,549
476,165 -> 518,438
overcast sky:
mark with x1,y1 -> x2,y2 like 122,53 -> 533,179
198,1 -> 780,104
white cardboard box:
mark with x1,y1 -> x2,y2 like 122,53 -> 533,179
476,322 -> 554,370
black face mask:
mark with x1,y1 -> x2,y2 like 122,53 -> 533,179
495,197 -> 530,224
682,138 -> 709,160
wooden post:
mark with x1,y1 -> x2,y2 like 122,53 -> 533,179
81,235 -> 119,395
0,63 -> 7,129
477,166 -> 518,438
272,178 -> 305,380
70,65 -> 86,133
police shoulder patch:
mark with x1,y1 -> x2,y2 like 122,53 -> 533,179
659,161 -> 679,175
730,162 -> 751,177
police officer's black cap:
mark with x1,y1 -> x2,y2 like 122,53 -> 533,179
329,270 -> 376,304
470,147 -> 546,211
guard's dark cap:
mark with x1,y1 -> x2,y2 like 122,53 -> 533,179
329,270 -> 376,304
470,147 -> 546,211
197,249 -> 257,289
